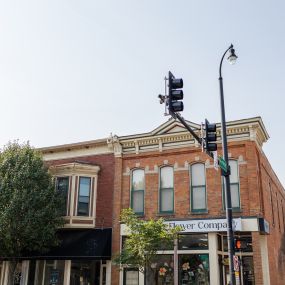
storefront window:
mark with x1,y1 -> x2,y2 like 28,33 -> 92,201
123,269 -> 139,285
27,260 -> 36,285
43,260 -> 65,285
217,235 -> 222,251
8,262 -> 22,285
179,254 -> 210,285
178,234 -> 208,250
70,260 -> 100,285
242,256 -> 255,284
150,255 -> 174,285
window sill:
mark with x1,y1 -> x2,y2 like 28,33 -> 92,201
189,211 -> 209,215
156,212 -> 175,218
221,209 -> 243,214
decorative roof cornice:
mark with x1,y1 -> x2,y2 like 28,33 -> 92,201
110,116 -> 269,155
49,162 -> 100,176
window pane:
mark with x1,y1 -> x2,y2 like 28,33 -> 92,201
150,255 -> 174,285
178,234 -> 208,250
56,177 -> 69,215
77,203 -> 89,216
161,188 -> 173,212
43,260 -> 65,285
231,184 -> 240,208
79,177 -> 91,196
192,186 -> 206,210
191,163 -> 205,186
229,160 -> 238,183
124,270 -> 139,285
179,254 -> 210,284
132,190 -> 144,213
70,260 -> 100,285
160,167 -> 173,188
78,177 -> 91,216
132,169 -> 144,190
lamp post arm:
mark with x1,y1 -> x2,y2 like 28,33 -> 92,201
219,44 -> 233,78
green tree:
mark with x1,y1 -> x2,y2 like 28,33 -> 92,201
114,208 -> 181,284
0,142 -> 65,278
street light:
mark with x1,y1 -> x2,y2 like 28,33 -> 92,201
219,44 -> 238,285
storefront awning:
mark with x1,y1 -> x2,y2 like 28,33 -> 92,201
1,228 -> 112,261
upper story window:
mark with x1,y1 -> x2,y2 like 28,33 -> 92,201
159,166 -> 174,213
223,160 -> 240,210
49,162 -> 100,227
190,163 -> 207,212
131,169 -> 145,215
56,177 -> 69,215
77,177 -> 91,216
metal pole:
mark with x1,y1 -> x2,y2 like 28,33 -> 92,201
173,238 -> 178,285
219,45 -> 236,285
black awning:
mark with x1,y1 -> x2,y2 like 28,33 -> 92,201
2,228 -> 112,261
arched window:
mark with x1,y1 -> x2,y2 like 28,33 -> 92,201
190,163 -> 207,212
159,166 -> 174,213
223,160 -> 240,210
131,169 -> 145,215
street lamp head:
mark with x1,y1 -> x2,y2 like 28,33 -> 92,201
227,48 -> 238,65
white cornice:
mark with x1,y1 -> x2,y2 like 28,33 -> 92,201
49,162 -> 100,176
113,117 -> 269,155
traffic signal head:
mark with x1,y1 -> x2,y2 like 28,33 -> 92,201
168,71 -> 184,113
235,239 -> 247,250
205,119 -> 217,152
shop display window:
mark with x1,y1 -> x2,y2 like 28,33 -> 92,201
8,262 -> 22,285
123,268 -> 139,285
179,254 -> 210,285
150,255 -> 174,285
70,260 -> 100,285
43,260 -> 65,285
178,234 -> 208,250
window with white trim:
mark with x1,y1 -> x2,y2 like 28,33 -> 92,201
56,176 -> 69,216
159,166 -> 174,213
77,177 -> 91,216
131,169 -> 145,215
191,163 -> 207,212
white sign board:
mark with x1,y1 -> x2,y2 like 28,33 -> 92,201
165,218 -> 242,233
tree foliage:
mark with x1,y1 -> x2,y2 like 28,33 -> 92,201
114,208 -> 181,274
0,141 -> 65,259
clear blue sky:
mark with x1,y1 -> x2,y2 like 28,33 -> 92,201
0,1 -> 284,185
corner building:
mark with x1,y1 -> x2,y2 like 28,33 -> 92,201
0,139 -> 114,285
111,117 -> 285,285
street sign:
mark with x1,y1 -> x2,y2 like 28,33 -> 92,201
218,156 -> 228,172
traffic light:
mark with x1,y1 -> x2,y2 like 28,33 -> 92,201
235,239 -> 248,251
168,71 -> 184,113
204,119 -> 217,152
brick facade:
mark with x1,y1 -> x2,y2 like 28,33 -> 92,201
111,117 -> 285,285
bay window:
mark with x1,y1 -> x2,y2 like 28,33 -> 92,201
77,177 -> 91,216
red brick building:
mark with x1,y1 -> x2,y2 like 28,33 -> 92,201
0,116 -> 284,285
110,117 -> 285,285
0,139 -> 115,285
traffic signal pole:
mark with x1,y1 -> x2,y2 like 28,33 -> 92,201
163,61 -> 238,284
